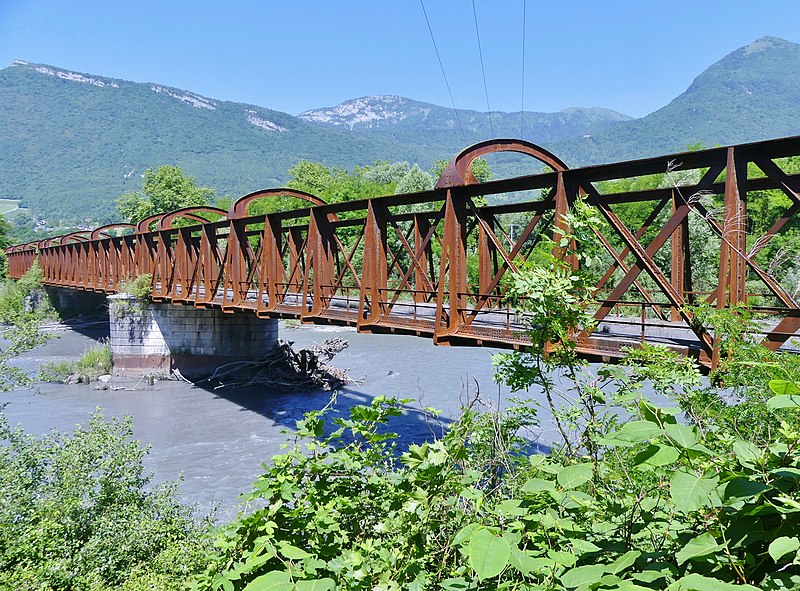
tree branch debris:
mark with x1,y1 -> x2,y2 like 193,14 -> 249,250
201,338 -> 358,391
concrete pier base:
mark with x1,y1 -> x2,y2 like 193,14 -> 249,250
109,294 -> 278,378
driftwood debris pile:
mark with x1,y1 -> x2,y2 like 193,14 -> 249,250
203,338 -> 356,391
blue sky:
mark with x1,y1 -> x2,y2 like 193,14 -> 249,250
1,0 -> 799,118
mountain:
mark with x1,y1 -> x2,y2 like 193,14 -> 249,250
299,95 -> 630,143
1,36 -> 800,224
0,61 -> 419,222
551,36 -> 800,164
0,63 -> 626,223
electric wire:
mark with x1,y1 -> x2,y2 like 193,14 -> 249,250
520,0 -> 527,138
420,0 -> 467,144
472,0 -> 494,138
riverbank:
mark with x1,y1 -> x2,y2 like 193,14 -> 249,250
3,319 -> 553,519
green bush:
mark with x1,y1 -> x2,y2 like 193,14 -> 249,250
38,359 -> 76,382
75,343 -> 112,378
193,199 -> 800,590
0,410 -> 210,591
192,348 -> 800,591
0,261 -> 57,390
119,273 -> 153,300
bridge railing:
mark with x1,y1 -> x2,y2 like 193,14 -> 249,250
7,136 -> 800,368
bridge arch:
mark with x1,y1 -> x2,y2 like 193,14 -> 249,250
157,206 -> 228,231
62,232 -> 92,244
434,138 -> 569,189
228,188 -> 326,219
90,223 -> 136,240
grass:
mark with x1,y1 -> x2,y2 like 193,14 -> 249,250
39,343 -> 112,383
0,199 -> 20,214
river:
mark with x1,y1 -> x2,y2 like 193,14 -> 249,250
3,320 -> 556,520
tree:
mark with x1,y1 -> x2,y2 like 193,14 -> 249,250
116,165 -> 217,224
395,165 -> 433,194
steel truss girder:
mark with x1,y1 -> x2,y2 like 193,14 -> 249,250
7,136 -> 800,368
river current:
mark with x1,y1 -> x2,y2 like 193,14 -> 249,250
4,321 -> 556,519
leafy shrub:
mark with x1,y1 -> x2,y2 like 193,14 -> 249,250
0,260 -> 48,324
38,359 -> 77,382
41,344 -> 113,383
0,262 -> 57,390
75,342 -> 112,378
119,273 -> 153,300
191,349 -> 800,591
0,410 -> 210,591
194,199 -> 800,590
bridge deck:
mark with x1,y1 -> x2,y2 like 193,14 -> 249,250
8,136 -> 800,369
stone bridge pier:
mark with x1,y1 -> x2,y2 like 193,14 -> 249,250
108,294 -> 278,379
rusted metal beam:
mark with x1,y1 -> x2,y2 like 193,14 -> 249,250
7,136 -> 800,366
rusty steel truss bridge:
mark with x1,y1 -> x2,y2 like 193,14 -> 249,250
6,137 -> 800,369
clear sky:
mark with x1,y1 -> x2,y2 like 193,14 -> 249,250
1,0 -> 799,119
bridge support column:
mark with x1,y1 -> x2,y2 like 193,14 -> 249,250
108,294 -> 278,379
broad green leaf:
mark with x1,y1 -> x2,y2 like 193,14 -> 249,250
468,528 -> 511,581
295,579 -> 335,591
548,550 -> 577,567
603,420 -> 663,446
720,478 -> 770,502
561,490 -> 596,509
557,463 -> 593,489
607,550 -> 641,575
509,549 -> 554,575
611,581 -> 653,591
773,467 -> 800,481
769,536 -> 800,562
439,578 -> 469,591
676,532 -> 722,565
732,439 -> 760,467
452,523 -> 481,546
665,423 -> 699,448
560,564 -> 606,588
769,379 -> 800,395
570,539 -> 601,555
639,399 -> 678,425
669,573 -> 760,590
243,570 -> 293,591
279,543 -> 311,560
670,470 -> 718,513
522,478 -> 556,494
767,394 -> 800,409
633,444 -> 680,468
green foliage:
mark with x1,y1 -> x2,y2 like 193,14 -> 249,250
0,410 -> 209,590
194,340 -> 800,590
38,359 -> 78,383
0,262 -> 57,390
117,166 -> 217,224
76,343 -> 112,378
41,343 -> 113,383
120,273 -> 153,300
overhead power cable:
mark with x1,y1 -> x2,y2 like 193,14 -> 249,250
420,0 -> 467,145
520,0 -> 527,138
472,0 -> 494,138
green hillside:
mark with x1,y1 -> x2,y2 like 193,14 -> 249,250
2,35 -> 800,224
551,36 -> 800,165
0,63 -> 415,222
0,64 -> 629,224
